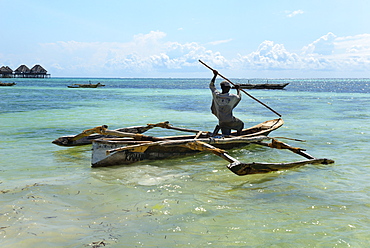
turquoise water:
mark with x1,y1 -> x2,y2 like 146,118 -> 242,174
1,78 -> 370,247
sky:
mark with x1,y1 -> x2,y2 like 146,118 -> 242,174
1,0 -> 370,78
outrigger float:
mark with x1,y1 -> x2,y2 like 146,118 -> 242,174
52,119 -> 334,176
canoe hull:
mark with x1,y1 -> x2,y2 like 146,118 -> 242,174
237,83 -> 289,90
91,119 -> 283,167
92,140 -> 198,167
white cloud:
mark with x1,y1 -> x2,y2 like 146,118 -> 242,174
25,31 -> 370,77
335,34 -> 370,55
38,31 -> 227,76
302,32 -> 337,55
299,33 -> 370,71
235,40 -> 301,70
235,32 -> 370,73
286,10 -> 304,18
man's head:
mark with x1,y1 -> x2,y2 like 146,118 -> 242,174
220,81 -> 231,93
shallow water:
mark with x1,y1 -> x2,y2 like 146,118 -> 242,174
1,78 -> 370,247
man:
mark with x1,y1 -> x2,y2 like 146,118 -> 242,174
209,69 -> 244,136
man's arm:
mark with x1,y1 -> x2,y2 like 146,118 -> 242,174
209,70 -> 218,92
234,84 -> 242,98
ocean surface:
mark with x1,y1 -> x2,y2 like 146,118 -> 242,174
1,77 -> 369,247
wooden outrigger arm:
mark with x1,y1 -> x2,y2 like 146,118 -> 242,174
254,138 -> 315,159
52,123 -> 165,146
52,122 -> 210,146
178,139 -> 334,176
60,124 -> 166,144
147,121 -> 210,135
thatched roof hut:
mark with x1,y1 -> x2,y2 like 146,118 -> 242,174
0,66 -> 13,78
30,64 -> 47,74
14,65 -> 30,74
0,66 -> 13,73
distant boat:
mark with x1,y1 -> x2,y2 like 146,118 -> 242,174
67,82 -> 105,88
0,82 -> 16,86
235,82 -> 289,90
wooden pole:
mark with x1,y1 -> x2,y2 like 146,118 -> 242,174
199,59 -> 282,117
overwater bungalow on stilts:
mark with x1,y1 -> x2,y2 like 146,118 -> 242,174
0,66 -> 13,78
0,64 -> 50,78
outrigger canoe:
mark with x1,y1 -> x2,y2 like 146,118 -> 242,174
0,82 -> 16,86
52,119 -> 334,175
67,82 -> 105,88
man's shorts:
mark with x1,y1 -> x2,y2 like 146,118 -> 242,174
219,118 -> 244,135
